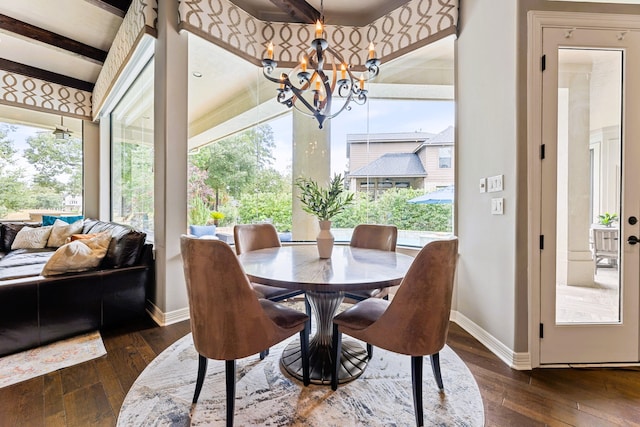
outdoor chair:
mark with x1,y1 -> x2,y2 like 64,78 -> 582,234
180,236 -> 310,427
592,227 -> 619,273
331,237 -> 458,427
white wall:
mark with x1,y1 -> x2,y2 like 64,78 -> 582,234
454,0 -> 640,362
456,0 -> 518,350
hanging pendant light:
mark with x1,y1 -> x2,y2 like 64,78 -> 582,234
52,116 -> 72,139
261,0 -> 380,129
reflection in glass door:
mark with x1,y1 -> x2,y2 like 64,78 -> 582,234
555,49 -> 621,324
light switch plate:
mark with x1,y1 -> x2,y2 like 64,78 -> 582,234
479,178 -> 486,193
487,175 -> 504,192
491,197 -> 504,215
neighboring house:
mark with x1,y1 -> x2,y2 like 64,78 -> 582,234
346,126 -> 454,195
63,195 -> 82,212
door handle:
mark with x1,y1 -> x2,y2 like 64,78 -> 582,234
628,235 -> 640,245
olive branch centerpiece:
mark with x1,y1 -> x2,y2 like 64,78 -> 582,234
294,173 -> 354,221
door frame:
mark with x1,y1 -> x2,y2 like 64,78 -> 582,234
527,11 -> 640,369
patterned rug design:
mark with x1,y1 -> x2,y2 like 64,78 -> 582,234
118,333 -> 484,426
0,331 -> 106,388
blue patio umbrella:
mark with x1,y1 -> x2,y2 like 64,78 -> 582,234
408,186 -> 454,204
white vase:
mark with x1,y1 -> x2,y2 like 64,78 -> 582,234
316,220 -> 334,258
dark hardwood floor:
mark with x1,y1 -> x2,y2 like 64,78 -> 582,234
2,316 -> 640,426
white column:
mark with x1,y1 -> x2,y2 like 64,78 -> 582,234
153,0 -> 189,319
291,110 -> 331,241
561,72 -> 595,286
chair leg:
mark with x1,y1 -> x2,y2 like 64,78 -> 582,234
430,352 -> 444,391
225,360 -> 236,427
331,323 -> 342,391
411,356 -> 424,427
192,354 -> 208,404
259,348 -> 269,360
300,329 -> 310,386
366,343 -> 373,360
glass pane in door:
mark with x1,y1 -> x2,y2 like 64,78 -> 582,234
555,48 -> 622,324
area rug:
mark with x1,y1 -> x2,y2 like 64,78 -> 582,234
0,331 -> 106,388
118,333 -> 484,426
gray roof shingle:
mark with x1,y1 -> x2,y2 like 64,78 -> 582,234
424,125 -> 454,145
349,153 -> 426,178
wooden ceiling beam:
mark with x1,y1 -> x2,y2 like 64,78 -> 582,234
84,0 -> 132,18
269,0 -> 320,24
0,14 -> 107,65
0,58 -> 94,92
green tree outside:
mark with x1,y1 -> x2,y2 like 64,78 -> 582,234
190,125 -> 276,209
23,132 -> 82,196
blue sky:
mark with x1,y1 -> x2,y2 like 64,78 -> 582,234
268,99 -> 455,174
2,123 -> 40,176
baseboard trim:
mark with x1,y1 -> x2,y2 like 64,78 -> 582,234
451,310 -> 532,370
146,301 -> 190,327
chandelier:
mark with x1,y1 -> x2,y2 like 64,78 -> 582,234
261,6 -> 380,129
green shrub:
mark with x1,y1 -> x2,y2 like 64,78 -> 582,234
188,197 -> 210,225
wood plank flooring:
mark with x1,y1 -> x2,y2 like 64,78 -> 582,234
1,316 -> 639,426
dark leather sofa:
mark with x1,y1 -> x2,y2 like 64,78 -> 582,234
0,219 -> 153,357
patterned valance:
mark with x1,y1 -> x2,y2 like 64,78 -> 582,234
178,0 -> 458,69
0,71 -> 92,119
92,0 -> 158,119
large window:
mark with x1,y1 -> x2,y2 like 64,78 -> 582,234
331,99 -> 455,246
111,60 -> 154,236
188,122 -> 292,239
186,98 -> 454,247
186,34 -> 454,247
0,106 -> 82,222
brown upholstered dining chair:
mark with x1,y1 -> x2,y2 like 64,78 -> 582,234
234,223 -> 311,359
180,236 -> 310,426
331,237 -> 458,427
345,224 -> 398,302
234,223 -> 306,303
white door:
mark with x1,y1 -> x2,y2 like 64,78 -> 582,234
539,27 -> 640,364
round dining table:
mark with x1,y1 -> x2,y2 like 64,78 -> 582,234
238,244 -> 414,385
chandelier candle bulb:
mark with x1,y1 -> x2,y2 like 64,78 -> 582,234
341,64 -> 346,80
359,74 -> 365,90
301,57 -> 307,72
267,42 -> 274,60
368,42 -> 376,60
315,20 -> 323,39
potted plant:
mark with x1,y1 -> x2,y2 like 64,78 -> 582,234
295,173 -> 354,258
209,211 -> 225,226
598,212 -> 618,227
